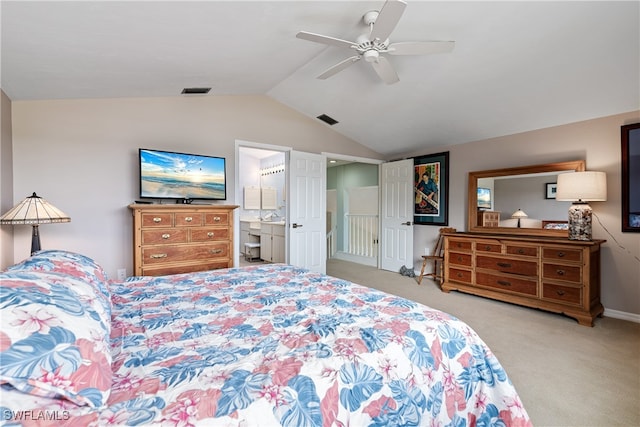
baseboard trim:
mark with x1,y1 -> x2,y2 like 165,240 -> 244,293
332,251 -> 377,267
603,308 -> 640,323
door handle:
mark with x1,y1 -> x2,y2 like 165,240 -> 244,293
292,223 -> 303,228
401,221 -> 412,226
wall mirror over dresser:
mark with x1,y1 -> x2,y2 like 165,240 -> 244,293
468,160 -> 586,237
443,159 -> 605,326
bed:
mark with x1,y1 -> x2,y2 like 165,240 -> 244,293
1,250 -> 531,426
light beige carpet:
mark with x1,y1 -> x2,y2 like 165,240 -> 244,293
327,259 -> 640,427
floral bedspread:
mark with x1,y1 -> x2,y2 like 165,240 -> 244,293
1,263 -> 531,426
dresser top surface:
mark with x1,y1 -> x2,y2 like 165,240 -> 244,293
445,231 -> 605,247
129,203 -> 239,210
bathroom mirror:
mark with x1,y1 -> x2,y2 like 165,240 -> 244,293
468,160 -> 586,236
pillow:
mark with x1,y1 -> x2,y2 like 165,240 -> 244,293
0,271 -> 112,407
4,249 -> 111,317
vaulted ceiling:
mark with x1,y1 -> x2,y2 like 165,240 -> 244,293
2,1 -> 638,156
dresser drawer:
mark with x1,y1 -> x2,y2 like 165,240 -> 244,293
476,272 -> 538,296
476,255 -> 538,276
506,244 -> 538,258
175,212 -> 203,226
142,213 -> 173,228
475,242 -> 502,253
448,239 -> 472,251
142,243 -> 229,265
142,229 -> 188,245
542,282 -> 582,306
542,263 -> 582,283
448,267 -> 472,284
448,252 -> 472,267
205,212 -> 229,225
542,247 -> 582,263
142,261 -> 231,276
191,227 -> 230,242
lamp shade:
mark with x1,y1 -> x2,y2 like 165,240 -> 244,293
0,192 -> 70,225
511,209 -> 528,219
556,171 -> 607,202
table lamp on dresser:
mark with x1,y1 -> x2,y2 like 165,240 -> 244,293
556,171 -> 607,241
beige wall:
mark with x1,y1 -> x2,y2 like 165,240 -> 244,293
6,94 -> 639,317
0,90 -> 14,268
406,111 -> 640,317
8,95 -> 382,277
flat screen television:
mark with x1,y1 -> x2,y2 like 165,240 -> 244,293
477,187 -> 491,209
139,148 -> 226,202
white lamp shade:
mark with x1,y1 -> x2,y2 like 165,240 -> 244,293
556,171 -> 607,202
511,209 -> 528,218
0,192 -> 70,225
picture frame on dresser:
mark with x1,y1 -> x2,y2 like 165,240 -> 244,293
413,151 -> 449,225
621,122 -> 640,232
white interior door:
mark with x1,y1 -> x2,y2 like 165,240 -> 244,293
380,159 -> 414,272
288,151 -> 326,274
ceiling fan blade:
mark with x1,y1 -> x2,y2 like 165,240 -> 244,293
317,56 -> 361,80
370,0 -> 407,42
387,41 -> 455,55
370,56 -> 399,84
296,31 -> 357,50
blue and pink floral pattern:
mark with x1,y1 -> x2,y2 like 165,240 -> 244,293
1,254 -> 531,426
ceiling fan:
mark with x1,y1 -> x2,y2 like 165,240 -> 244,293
296,0 -> 454,85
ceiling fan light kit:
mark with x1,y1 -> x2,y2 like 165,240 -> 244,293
296,0 -> 455,84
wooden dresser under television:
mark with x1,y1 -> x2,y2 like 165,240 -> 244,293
441,231 -> 605,326
129,204 -> 238,276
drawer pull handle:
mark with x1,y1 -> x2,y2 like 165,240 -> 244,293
497,280 -> 511,287
556,269 -> 565,276
517,249 -> 525,254
213,216 -> 221,222
485,245 -> 492,251
153,217 -> 162,223
456,272 -> 464,278
210,249 -> 223,255
497,262 -> 512,268
150,253 -> 168,259
557,252 -> 565,257
185,217 -> 193,222
207,232 -> 214,238
457,256 -> 463,261
161,233 -> 170,239
556,290 -> 565,296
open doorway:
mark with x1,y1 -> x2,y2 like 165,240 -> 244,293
326,158 -> 382,268
236,143 -> 288,267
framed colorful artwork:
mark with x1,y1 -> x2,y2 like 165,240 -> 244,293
414,151 -> 449,225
